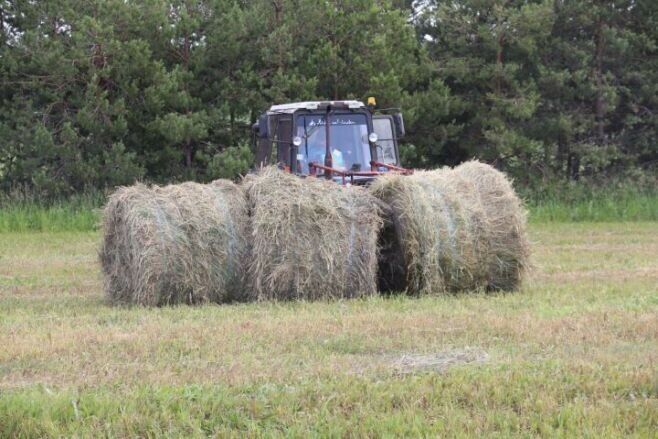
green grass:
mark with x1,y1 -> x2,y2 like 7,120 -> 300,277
527,193 -> 658,223
0,223 -> 656,436
2,366 -> 654,437
0,203 -> 100,233
0,189 -> 655,232
0,191 -> 103,233
521,178 -> 657,222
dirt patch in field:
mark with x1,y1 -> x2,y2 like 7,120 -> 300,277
389,348 -> 489,374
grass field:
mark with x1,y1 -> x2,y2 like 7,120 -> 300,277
0,222 -> 656,436
0,191 -> 656,232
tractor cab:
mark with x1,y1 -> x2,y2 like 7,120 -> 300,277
252,99 -> 408,184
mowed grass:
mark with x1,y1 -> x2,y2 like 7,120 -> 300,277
0,223 -> 656,436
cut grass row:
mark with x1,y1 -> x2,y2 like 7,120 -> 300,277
0,191 -> 656,232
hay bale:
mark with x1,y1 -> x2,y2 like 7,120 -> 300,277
370,161 -> 528,294
454,160 -> 530,290
371,169 -> 488,294
243,167 -> 382,301
100,180 -> 249,306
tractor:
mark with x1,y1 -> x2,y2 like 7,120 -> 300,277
252,98 -> 411,184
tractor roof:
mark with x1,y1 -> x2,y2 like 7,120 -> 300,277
267,100 -> 366,114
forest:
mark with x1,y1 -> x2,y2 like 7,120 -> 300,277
1,0 -> 656,199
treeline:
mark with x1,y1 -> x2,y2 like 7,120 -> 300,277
1,0 -> 656,198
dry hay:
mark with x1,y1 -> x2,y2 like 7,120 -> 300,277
370,161 -> 528,294
100,180 -> 249,306
454,161 -> 530,290
243,167 -> 382,301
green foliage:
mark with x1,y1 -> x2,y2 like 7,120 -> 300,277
0,0 -> 656,198
207,144 -> 254,181
416,0 -> 657,184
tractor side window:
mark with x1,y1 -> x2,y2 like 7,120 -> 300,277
275,118 -> 292,166
373,117 -> 397,165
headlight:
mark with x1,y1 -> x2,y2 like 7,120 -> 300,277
292,136 -> 302,146
368,132 -> 378,143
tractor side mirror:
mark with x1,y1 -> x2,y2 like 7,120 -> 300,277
258,114 -> 269,139
393,113 -> 405,138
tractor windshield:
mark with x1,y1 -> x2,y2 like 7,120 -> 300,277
295,113 -> 371,175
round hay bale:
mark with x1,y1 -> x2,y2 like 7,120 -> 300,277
243,167 -> 382,301
100,180 -> 249,306
371,169 -> 489,294
370,162 -> 528,294
454,160 -> 530,291
419,169 -> 491,290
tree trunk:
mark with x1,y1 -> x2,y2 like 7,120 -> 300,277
273,0 -> 285,71
557,139 -> 568,179
0,7 -> 5,46
568,153 -> 580,181
594,17 -> 606,142
273,0 -> 282,22
495,32 -> 505,95
184,143 -> 192,168
230,108 -> 235,145
182,29 -> 192,169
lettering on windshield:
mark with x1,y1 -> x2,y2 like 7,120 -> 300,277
307,118 -> 358,127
